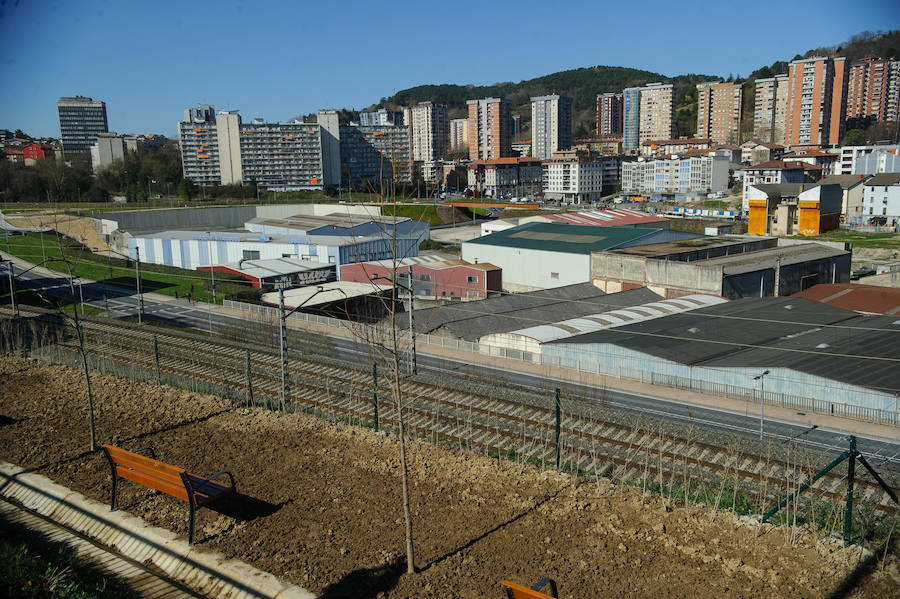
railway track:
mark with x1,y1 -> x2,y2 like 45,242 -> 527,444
3,307 -> 899,515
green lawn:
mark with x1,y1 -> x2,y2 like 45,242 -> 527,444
3,233 -> 251,304
380,204 -> 449,226
790,231 -> 900,249
0,535 -> 137,598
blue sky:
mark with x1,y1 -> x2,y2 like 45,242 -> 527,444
1,0 -> 898,138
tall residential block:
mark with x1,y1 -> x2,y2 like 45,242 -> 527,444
846,57 -> 900,125
530,95 -> 573,160
403,102 -> 448,161
466,97 -> 512,161
177,104 -> 325,189
449,118 -> 468,149
57,96 -> 108,156
359,108 -> 401,126
784,57 -> 848,147
622,87 -> 642,152
511,115 -> 522,139
696,81 -> 742,145
338,124 -> 411,186
596,93 -> 623,136
638,83 -> 674,145
753,75 -> 789,144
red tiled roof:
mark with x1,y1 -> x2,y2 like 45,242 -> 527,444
791,284 -> 900,315
744,160 -> 808,171
545,208 -> 667,227
469,157 -> 541,166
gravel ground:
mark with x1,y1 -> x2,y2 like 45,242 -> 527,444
1,357 -> 897,598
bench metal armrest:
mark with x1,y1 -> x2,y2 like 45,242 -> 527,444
132,446 -> 157,459
531,577 -> 558,598
204,471 -> 235,488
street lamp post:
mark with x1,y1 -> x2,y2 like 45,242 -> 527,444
753,370 -> 770,441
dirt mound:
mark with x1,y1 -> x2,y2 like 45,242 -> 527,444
0,357 -> 896,598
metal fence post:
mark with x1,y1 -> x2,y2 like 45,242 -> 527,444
844,436 -> 856,547
373,362 -> 379,432
153,336 -> 160,386
246,348 -> 254,407
555,387 -> 561,471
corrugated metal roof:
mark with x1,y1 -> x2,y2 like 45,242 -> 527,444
547,297 -> 857,366
493,294 -> 728,344
791,283 -> 900,315
261,280 -> 392,309
205,258 -> 331,279
406,285 -> 662,341
465,222 -> 665,255
544,208 -> 668,227
706,314 -> 900,392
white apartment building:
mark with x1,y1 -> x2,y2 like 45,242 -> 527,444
542,149 -> 604,204
753,75 -> 789,144
621,151 -> 729,200
402,102 -> 448,163
531,95 -> 573,160
359,108 -> 400,126
638,83 -> 674,145
449,118 -> 468,149
838,144 -> 900,175
90,132 -> 141,173
861,173 -> 900,226
178,105 -> 326,189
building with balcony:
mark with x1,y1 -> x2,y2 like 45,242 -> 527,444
861,172 -> 900,226
467,97 -> 512,161
531,95 -> 573,160
838,144 -> 900,175
359,108 -> 401,126
846,57 -> 900,125
740,160 -> 820,209
621,151 -> 730,201
542,148 -> 606,204
467,157 -> 542,199
449,118 -> 468,149
753,75 -> 789,144
403,102 -> 448,162
784,57 -> 848,147
641,138 -> 712,157
597,93 -> 623,136
696,81 -> 742,145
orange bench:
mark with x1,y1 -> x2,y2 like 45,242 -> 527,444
102,444 -> 236,544
502,577 -> 559,599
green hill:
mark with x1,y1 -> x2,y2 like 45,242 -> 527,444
342,30 -> 900,144
371,66 -> 718,138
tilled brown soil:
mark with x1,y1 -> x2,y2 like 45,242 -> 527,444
0,357 -> 897,598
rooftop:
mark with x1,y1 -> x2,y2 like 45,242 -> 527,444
488,294 -> 727,344
406,285 -> 661,341
865,173 -> 900,186
348,255 -> 501,272
744,160 -> 812,171
261,280 -> 393,309
542,209 -> 667,227
699,244 -> 849,276
465,222 -> 662,255
245,212 -> 411,232
605,235 -> 769,258
791,283 -> 900,315
547,297 -> 857,366
820,174 -> 870,189
198,258 -> 332,280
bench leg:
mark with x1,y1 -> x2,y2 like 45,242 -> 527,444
110,475 -> 118,511
188,504 -> 195,545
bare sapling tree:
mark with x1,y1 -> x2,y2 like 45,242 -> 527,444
52,220 -> 98,451
330,152 -> 418,574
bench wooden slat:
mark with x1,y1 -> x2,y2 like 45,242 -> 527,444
116,468 -> 190,502
102,444 -> 236,544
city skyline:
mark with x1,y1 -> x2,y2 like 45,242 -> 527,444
0,1 -> 898,138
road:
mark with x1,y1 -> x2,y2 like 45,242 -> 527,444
3,254 -> 899,469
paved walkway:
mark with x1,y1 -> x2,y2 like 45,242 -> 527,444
0,495 -> 202,598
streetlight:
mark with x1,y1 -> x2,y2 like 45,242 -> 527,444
2,258 -> 17,317
371,264 -> 416,376
753,370 -> 770,441
276,281 -> 341,409
205,232 -> 216,334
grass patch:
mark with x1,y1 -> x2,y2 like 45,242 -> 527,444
379,204 -> 446,226
791,231 -> 900,249
4,233 -> 249,304
0,535 -> 138,598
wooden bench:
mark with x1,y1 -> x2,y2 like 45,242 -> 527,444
102,444 -> 236,544
502,577 -> 559,599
